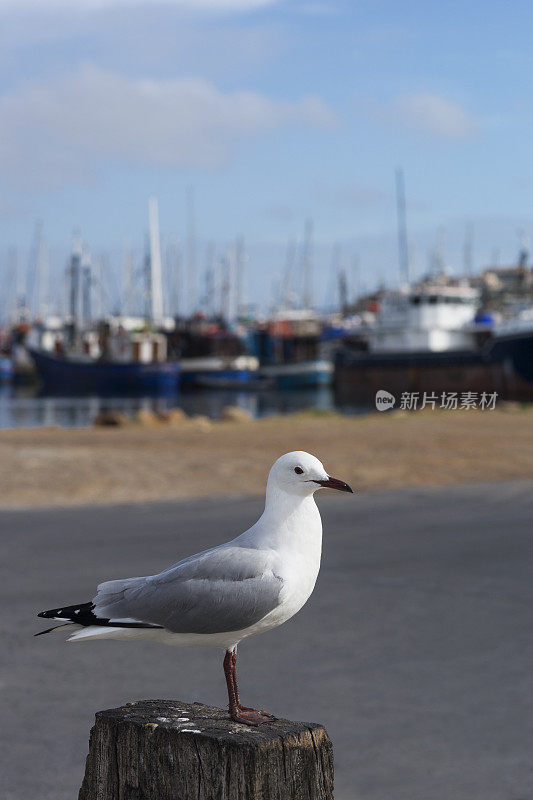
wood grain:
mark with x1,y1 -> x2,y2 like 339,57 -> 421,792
78,699 -> 334,800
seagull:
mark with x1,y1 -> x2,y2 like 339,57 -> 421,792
36,451 -> 353,725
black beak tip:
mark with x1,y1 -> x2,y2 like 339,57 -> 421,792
316,476 -> 355,493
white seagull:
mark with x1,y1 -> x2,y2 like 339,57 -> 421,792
36,451 -> 353,725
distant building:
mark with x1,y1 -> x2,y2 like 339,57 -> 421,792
478,262 -> 533,314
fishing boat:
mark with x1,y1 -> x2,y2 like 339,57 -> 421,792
167,316 -> 260,389
27,198 -> 181,395
28,325 -> 180,395
333,170 -> 533,404
333,283 -> 504,404
179,355 -> 260,389
251,311 -> 334,389
28,346 -> 179,394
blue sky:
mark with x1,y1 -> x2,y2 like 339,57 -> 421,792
1,0 -> 533,312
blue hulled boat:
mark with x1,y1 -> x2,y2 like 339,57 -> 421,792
250,312 -> 334,389
0,356 -> 13,382
179,355 -> 259,389
258,359 -> 333,389
28,347 -> 180,395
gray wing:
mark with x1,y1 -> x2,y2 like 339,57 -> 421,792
92,545 -> 283,634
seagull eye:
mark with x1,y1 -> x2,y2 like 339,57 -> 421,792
294,466 -> 304,475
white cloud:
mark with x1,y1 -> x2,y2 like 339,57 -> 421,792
0,0 -> 279,9
0,66 -> 335,188
392,93 -> 480,139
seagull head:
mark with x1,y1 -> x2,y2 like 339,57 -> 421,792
268,451 -> 354,496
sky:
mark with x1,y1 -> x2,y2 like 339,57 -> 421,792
1,0 -> 533,314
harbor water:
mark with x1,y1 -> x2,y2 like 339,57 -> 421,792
0,384 -> 344,429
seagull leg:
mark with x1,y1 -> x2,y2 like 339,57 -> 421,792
231,649 -> 254,712
232,649 -> 276,719
223,649 -> 239,713
223,648 -> 274,726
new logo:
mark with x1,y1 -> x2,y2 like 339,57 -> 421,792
375,390 -> 396,411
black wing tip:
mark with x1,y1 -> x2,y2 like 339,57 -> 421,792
37,602 -> 93,620
36,602 -> 164,631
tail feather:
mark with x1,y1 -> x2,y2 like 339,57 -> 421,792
36,600 -> 163,636
34,622 -> 77,637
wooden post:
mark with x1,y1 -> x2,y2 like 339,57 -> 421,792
78,699 -> 334,800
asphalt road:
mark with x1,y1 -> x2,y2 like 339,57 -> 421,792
1,481 -> 533,800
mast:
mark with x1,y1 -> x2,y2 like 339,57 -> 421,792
435,226 -> 446,274
37,226 -> 48,320
227,244 -> 237,323
338,269 -> 348,314
186,186 -> 197,315
517,230 -> 529,291
395,167 -> 410,285
331,244 -> 347,312
301,218 -> 313,308
122,246 -> 135,317
235,236 -> 246,319
27,220 -> 47,319
148,196 -> 164,324
166,236 -> 181,318
81,248 -> 92,325
204,242 -> 216,316
92,254 -> 105,320
219,254 -> 229,320
143,235 -> 151,319
517,229 -> 529,269
7,247 -> 19,323
281,238 -> 296,310
69,230 -> 82,326
463,222 -> 473,276
351,255 -> 360,304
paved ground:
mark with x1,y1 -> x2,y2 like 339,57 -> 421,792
2,482 -> 533,800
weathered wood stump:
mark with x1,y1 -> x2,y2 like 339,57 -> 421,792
78,699 -> 334,800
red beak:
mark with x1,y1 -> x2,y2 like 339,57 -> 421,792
314,476 -> 354,493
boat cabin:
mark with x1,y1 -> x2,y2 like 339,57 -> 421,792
368,285 -> 480,353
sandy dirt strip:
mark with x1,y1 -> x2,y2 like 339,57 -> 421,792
0,407 -> 531,508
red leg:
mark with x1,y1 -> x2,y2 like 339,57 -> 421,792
231,649 -> 254,712
231,649 -> 275,717
223,648 -> 275,726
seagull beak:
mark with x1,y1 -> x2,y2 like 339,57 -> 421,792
314,476 -> 354,493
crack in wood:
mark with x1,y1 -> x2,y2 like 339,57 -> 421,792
193,735 -> 206,799
309,727 -> 328,799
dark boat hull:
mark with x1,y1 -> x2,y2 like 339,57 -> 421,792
490,329 -> 533,382
194,374 -> 274,390
181,368 -> 257,389
29,348 -> 180,395
333,344 -> 533,406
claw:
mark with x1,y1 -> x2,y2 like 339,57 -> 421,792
230,708 -> 273,726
